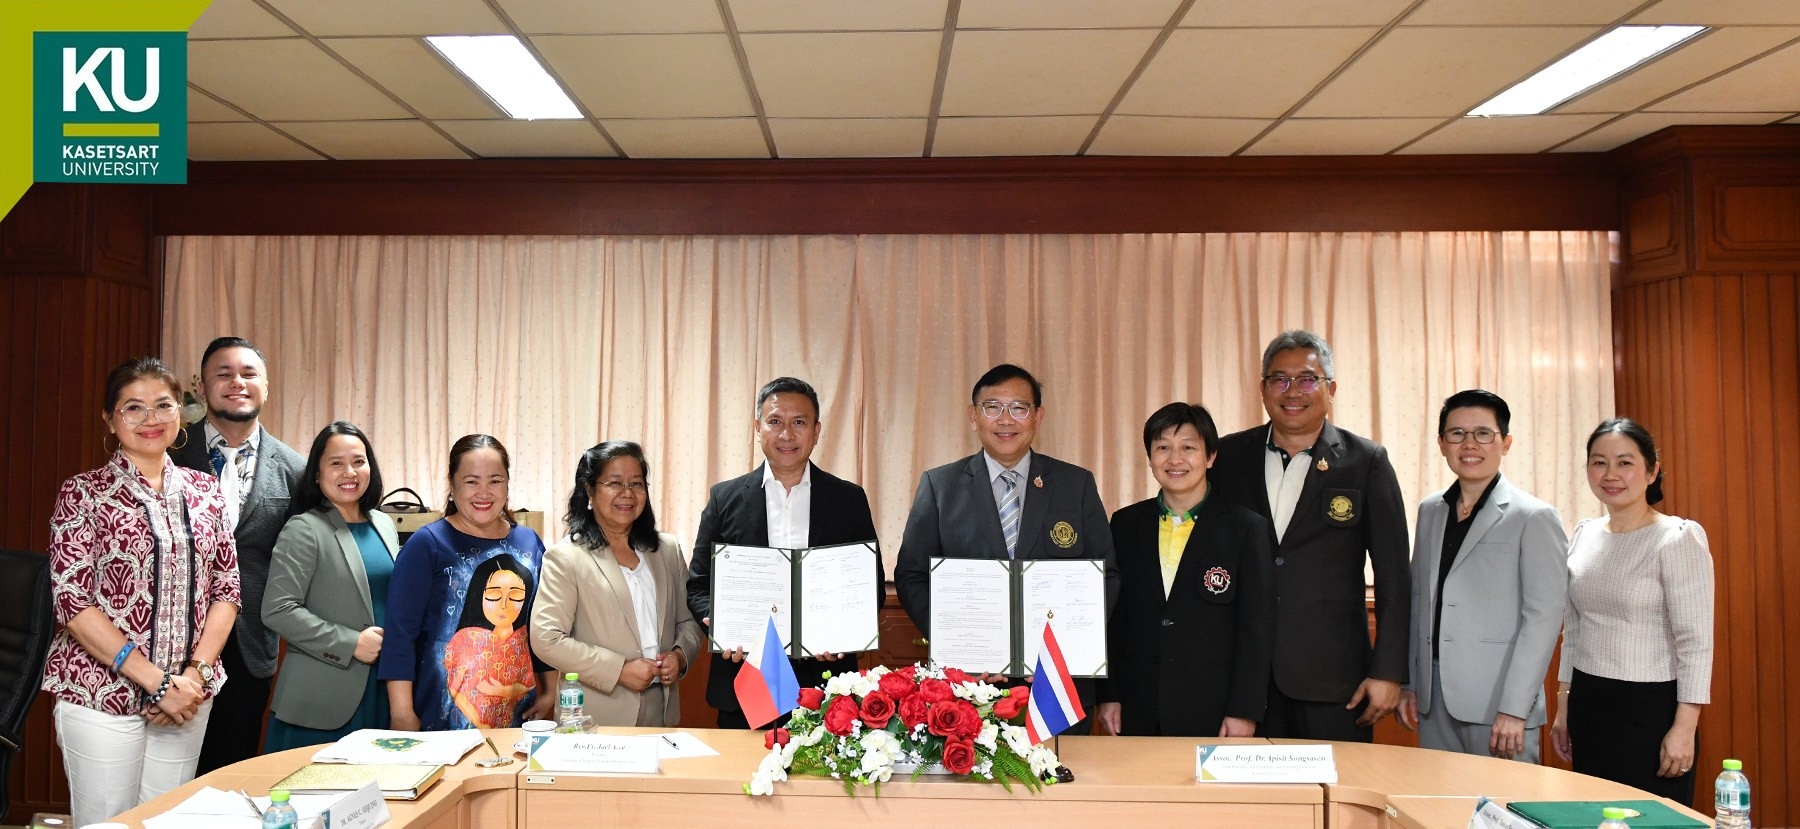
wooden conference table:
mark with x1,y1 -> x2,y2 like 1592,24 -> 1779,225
113,729 -> 1705,829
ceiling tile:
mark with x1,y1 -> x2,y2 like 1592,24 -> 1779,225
188,122 -> 324,160
1405,0 -> 1645,26
1182,0 -> 1416,27
601,118 -> 771,157
1298,26 -> 1597,117
502,0 -> 724,34
188,88 -> 248,122
1242,117 -> 1441,155
743,32 -> 940,117
958,0 -> 1183,29
1118,28 -> 1376,118
1553,111 -> 1786,152
276,120 -> 471,159
768,118 -> 927,157
324,38 -> 501,120
930,116 -> 1096,155
730,0 -> 947,32
1633,0 -> 1800,25
261,0 -> 506,36
189,0 -> 295,39
534,34 -> 754,118
1087,115 -> 1270,155
940,29 -> 1159,116
189,40 -> 410,121
1559,27 -> 1800,113
437,119 -> 619,156
1649,40 -> 1800,111
1395,113 -> 1614,153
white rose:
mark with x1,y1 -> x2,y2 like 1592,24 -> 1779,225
824,673 -> 859,698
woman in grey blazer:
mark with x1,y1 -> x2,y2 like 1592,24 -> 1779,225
262,422 -> 400,752
531,442 -> 701,728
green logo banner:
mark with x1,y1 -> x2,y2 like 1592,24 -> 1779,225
34,31 -> 187,184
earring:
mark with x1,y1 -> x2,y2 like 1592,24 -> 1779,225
170,426 -> 189,450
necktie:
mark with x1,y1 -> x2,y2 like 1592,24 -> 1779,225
998,470 -> 1022,559
218,444 -> 242,531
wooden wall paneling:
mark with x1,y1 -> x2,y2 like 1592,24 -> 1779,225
1619,162 -> 1690,287
0,186 -> 87,275
1695,164 -> 1800,273
1746,273 -> 1795,821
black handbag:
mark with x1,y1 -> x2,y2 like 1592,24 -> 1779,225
379,487 -> 429,514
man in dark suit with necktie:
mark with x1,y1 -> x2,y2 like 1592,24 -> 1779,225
686,377 -> 880,728
1210,330 -> 1410,742
894,363 -> 1118,734
170,337 -> 306,771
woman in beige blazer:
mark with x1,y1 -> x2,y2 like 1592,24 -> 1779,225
532,441 -> 701,727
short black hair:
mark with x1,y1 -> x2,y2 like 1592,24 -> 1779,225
755,377 -> 820,421
564,441 -> 660,553
455,553 -> 537,631
201,336 -> 265,372
1438,389 -> 1512,436
1587,418 -> 1665,505
1141,402 -> 1220,459
295,421 -> 385,517
971,363 -> 1042,407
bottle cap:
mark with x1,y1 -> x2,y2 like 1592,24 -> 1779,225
565,672 -> 579,681
1723,758 -> 1742,770
270,789 -> 291,803
1601,807 -> 1627,820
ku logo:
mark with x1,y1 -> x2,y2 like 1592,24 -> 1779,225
64,46 -> 161,113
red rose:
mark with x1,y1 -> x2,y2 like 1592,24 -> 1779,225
898,694 -> 930,729
764,727 -> 790,749
896,665 -> 918,682
927,699 -> 971,738
823,695 -> 861,736
918,678 -> 954,704
860,691 -> 896,728
1009,685 -> 1030,700
940,739 -> 977,775
797,687 -> 825,711
944,667 -> 971,685
878,671 -> 916,700
992,694 -> 1023,720
953,700 -> 982,739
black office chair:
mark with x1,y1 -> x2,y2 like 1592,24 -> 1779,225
0,549 -> 54,819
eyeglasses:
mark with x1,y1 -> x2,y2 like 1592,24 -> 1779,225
598,481 -> 647,494
116,401 -> 180,427
1262,374 -> 1328,394
1441,427 -> 1501,445
976,401 -> 1034,419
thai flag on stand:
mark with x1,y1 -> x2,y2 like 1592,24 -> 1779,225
1025,622 -> 1084,745
733,615 -> 799,729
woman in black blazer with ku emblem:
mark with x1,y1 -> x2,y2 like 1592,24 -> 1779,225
1099,402 -> 1276,737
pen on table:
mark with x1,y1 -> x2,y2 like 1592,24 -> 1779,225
238,789 -> 264,818
661,735 -> 679,749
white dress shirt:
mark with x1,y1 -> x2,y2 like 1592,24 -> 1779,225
1262,427 -> 1311,542
617,555 -> 661,659
762,462 -> 812,549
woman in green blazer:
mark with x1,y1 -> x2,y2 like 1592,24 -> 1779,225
262,422 -> 400,752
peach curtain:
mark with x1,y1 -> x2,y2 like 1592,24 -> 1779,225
162,231 -> 1615,570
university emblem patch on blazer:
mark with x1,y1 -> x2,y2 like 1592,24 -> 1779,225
1324,489 -> 1357,524
1050,520 -> 1077,548
1202,566 -> 1231,594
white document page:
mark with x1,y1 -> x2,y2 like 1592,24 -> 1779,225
928,557 -> 1013,674
310,727 -> 482,765
1020,559 -> 1108,677
797,542 -> 880,656
710,544 -> 793,653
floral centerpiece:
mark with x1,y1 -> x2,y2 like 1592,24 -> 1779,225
744,664 -> 1062,796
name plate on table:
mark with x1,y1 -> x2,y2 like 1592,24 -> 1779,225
527,734 -> 661,774
321,782 -> 391,829
1469,797 -> 1540,829
1195,744 -> 1337,783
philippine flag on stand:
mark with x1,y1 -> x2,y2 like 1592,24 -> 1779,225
733,615 -> 799,728
1025,622 -> 1085,746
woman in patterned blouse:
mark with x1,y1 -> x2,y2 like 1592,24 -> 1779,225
42,356 -> 242,827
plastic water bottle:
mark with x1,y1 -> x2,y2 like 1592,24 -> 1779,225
262,789 -> 298,829
1599,807 -> 1631,829
556,672 -> 586,733
1715,758 -> 1751,829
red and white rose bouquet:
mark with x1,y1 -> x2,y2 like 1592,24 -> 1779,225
744,664 -> 1062,796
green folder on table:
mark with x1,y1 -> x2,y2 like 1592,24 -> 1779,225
1506,799 -> 1707,829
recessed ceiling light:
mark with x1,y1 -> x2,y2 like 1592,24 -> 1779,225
426,35 -> 582,120
1468,25 -> 1706,117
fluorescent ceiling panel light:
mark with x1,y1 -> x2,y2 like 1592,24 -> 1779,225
426,35 -> 582,120
1468,25 -> 1705,117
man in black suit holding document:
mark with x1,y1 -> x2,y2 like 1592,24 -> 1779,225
894,363 -> 1117,734
686,377 -> 880,728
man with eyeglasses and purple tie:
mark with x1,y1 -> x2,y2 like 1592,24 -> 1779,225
1210,331 -> 1411,742
894,363 -> 1118,735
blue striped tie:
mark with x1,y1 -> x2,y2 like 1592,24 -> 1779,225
999,470 -> 1022,558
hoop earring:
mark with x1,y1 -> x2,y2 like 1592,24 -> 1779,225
102,432 -> 115,455
170,426 -> 189,450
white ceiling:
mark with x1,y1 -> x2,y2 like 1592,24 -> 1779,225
184,0 -> 1800,161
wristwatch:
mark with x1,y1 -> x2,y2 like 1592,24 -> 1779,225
185,659 -> 215,686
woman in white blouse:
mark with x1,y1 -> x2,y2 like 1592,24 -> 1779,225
530,441 -> 701,726
1550,418 -> 1712,802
